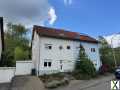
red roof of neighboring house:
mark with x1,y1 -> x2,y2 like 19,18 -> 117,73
32,25 -> 98,43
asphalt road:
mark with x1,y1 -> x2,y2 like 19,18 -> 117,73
53,74 -> 114,90
83,81 -> 111,90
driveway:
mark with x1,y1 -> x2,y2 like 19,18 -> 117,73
10,76 -> 45,90
0,83 -> 10,90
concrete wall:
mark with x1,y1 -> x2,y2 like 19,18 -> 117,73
15,61 -> 32,75
0,67 -> 15,83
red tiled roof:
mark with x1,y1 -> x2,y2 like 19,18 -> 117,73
32,25 -> 98,43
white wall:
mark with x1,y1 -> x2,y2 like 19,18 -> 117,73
32,32 -> 40,74
39,37 -> 80,73
15,61 -> 32,75
0,67 -> 15,83
81,42 -> 101,70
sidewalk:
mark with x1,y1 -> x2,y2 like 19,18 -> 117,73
53,73 -> 114,90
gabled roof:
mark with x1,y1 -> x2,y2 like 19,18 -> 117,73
0,17 -> 4,52
32,25 -> 98,43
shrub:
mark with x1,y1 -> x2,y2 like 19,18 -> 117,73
74,44 -> 96,79
75,59 -> 96,78
99,64 -> 109,74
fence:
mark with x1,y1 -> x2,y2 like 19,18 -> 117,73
0,60 -> 32,83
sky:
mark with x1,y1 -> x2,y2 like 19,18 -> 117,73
0,0 -> 120,37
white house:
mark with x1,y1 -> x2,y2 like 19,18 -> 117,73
32,25 -> 101,75
0,17 -> 4,60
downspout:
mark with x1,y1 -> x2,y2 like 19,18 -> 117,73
37,35 -> 41,76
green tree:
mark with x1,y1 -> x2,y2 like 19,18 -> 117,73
14,47 -> 29,60
98,36 -> 115,72
75,44 -> 96,77
1,23 -> 31,66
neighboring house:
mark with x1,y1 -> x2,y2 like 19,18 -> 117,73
32,25 -> 101,75
0,17 -> 4,60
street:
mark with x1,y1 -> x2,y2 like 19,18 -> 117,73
83,81 -> 110,90
53,74 -> 114,90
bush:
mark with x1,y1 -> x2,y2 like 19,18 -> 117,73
75,59 -> 96,78
101,58 -> 115,73
72,71 -> 91,80
73,44 -> 97,79
39,73 -> 64,83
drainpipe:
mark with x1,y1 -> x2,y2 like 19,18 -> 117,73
37,36 -> 41,76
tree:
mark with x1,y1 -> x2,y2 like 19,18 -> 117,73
14,47 -> 29,60
1,23 -> 31,66
75,44 -> 96,77
98,36 -> 115,72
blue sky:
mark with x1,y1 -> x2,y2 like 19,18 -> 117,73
47,0 -> 120,37
0,0 -> 120,37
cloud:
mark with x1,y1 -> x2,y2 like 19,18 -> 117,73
48,7 -> 57,25
0,0 -> 57,27
104,34 -> 120,48
64,0 -> 73,5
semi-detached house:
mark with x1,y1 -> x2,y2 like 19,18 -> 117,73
32,25 -> 101,75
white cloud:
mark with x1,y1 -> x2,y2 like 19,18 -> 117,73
64,0 -> 73,5
0,0 -> 57,27
104,34 -> 120,48
48,7 -> 57,25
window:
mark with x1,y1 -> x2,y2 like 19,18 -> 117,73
44,62 -> 47,67
44,60 -> 52,67
45,44 -> 52,49
67,46 -> 70,49
91,48 -> 95,52
48,62 -> 51,67
59,46 -> 63,50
